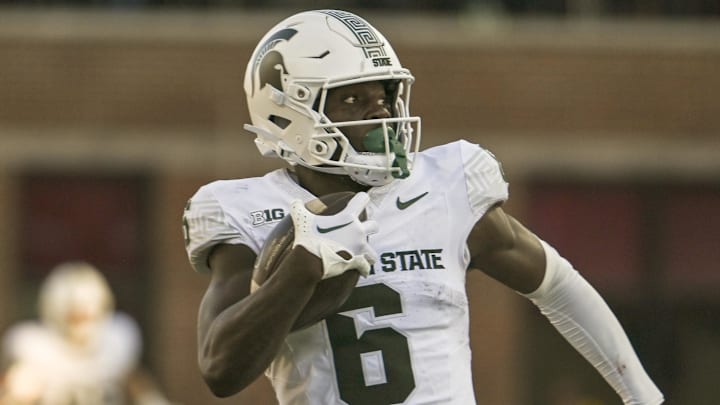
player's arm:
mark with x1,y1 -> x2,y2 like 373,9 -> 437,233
197,243 -> 321,397
468,204 -> 545,293
468,205 -> 664,405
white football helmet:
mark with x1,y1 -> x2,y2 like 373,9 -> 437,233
38,262 -> 115,345
244,9 -> 421,186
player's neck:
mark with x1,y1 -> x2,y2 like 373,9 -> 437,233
291,166 -> 370,197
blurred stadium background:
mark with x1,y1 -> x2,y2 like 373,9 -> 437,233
0,0 -> 719,403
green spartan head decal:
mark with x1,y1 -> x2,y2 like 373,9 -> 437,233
363,128 -> 410,179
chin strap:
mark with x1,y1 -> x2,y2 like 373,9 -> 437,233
523,240 -> 665,405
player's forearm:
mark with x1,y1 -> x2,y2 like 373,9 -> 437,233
199,253 -> 320,397
523,240 -> 664,405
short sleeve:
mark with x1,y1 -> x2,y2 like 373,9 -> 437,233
182,184 -> 249,273
459,140 -> 509,219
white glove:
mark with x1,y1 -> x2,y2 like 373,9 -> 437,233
290,192 -> 379,279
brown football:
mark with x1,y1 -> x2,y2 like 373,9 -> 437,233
251,191 -> 364,331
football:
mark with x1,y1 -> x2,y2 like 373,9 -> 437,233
251,191 -> 364,331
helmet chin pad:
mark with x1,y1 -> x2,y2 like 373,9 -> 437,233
344,153 -> 396,186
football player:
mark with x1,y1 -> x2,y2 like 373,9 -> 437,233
182,9 -> 664,405
0,262 -> 176,405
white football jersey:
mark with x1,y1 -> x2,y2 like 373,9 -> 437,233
2,313 -> 141,405
183,140 -> 508,405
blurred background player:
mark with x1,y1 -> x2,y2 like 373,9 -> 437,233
0,261 -> 177,405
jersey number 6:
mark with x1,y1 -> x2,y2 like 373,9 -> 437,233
326,283 -> 416,404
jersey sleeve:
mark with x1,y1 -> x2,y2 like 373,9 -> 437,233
182,183 -> 251,273
459,140 -> 509,219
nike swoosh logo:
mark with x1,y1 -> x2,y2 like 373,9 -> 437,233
396,191 -> 429,210
316,221 -> 353,234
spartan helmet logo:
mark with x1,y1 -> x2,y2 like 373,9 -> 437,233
252,28 -> 298,95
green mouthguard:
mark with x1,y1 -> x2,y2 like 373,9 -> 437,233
363,127 -> 410,179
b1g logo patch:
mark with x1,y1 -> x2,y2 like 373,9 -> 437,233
250,208 -> 285,226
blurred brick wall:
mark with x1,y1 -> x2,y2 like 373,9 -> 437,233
2,17 -> 719,138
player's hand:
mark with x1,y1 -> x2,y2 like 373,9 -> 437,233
290,192 -> 378,279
